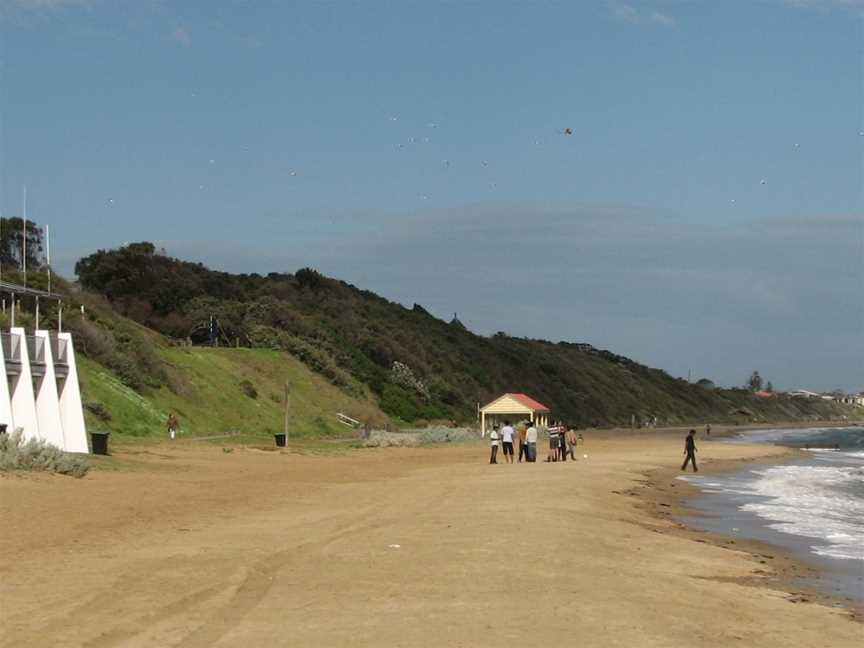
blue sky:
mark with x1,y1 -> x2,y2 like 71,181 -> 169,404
0,0 -> 862,390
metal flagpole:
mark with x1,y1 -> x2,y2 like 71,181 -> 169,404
46,224 -> 51,294
22,185 -> 26,289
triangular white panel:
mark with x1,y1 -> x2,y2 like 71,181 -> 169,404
9,328 -> 40,443
34,330 -> 65,449
0,334 -> 14,433
56,333 -> 88,453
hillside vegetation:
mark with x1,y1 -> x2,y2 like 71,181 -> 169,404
78,348 -> 387,440
59,243 -> 860,430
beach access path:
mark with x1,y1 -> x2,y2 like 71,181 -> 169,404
0,431 -> 860,647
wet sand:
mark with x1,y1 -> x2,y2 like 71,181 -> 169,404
0,429 -> 860,647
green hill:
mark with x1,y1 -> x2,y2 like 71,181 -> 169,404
0,268 -> 387,441
77,348 -> 388,440
56,242 -> 860,430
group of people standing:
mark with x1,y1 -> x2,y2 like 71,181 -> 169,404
488,420 -> 583,464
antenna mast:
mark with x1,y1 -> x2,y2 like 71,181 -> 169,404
22,184 -> 26,289
46,224 -> 51,294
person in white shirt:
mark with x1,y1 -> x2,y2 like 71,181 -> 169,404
500,422 -> 515,464
489,424 -> 500,464
525,422 -> 538,462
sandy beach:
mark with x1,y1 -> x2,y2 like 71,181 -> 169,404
0,429 -> 860,647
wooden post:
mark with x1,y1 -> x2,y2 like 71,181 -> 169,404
283,381 -> 291,447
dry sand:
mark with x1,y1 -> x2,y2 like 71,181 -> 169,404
1,430 -> 861,647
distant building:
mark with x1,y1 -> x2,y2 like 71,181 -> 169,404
788,389 -> 820,399
833,393 -> 864,407
480,392 -> 551,437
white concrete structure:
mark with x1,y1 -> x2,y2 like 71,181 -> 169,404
8,327 -> 40,442
56,333 -> 88,453
34,330 -> 65,449
0,328 -> 88,453
0,338 -> 13,433
480,393 -> 551,437
789,389 -> 820,399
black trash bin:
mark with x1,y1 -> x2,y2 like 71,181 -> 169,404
90,431 -> 110,455
274,433 -> 286,448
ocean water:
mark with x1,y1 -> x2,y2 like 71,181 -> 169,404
680,426 -> 864,601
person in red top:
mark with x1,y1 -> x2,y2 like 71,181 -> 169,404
167,413 -> 179,440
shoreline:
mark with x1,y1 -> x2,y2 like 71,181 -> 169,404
633,433 -> 863,619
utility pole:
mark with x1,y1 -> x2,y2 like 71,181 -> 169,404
22,185 -> 26,289
46,224 -> 51,294
283,381 -> 291,447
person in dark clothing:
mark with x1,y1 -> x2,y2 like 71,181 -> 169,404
681,429 -> 698,472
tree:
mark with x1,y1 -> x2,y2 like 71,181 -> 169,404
0,217 -> 45,270
765,381 -> 774,393
295,267 -> 325,290
747,371 -> 763,392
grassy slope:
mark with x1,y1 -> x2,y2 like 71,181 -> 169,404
78,347 -> 387,440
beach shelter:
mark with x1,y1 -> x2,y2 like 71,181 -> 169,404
480,393 -> 550,436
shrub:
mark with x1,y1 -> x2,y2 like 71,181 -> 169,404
390,361 -> 430,399
295,267 -> 325,290
84,401 -> 112,421
0,431 -> 90,478
380,384 -> 421,420
239,379 -> 258,399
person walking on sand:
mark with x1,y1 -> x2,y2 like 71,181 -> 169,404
500,421 -> 515,464
566,425 -> 577,460
705,423 -> 711,436
526,421 -> 538,462
516,419 -> 528,462
167,413 -> 179,440
489,424 -> 500,464
682,429 -> 698,472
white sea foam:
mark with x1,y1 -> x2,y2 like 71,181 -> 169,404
738,464 -> 864,561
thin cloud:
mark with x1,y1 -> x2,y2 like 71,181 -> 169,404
781,0 -> 864,9
607,2 -> 676,27
163,201 -> 862,391
0,0 -> 94,18
4,0 -> 93,8
170,25 -> 191,48
608,1 -> 640,23
650,11 -> 675,26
